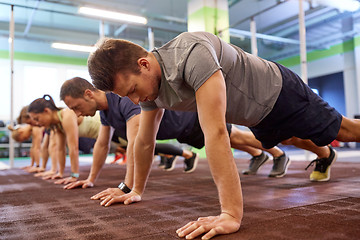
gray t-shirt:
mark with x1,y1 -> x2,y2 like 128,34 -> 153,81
140,31 -> 282,127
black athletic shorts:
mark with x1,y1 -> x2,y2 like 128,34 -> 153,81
249,62 -> 342,149
177,115 -> 232,149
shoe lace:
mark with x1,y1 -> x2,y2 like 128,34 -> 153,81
272,154 -> 285,169
272,158 -> 279,169
305,159 -> 319,170
305,146 -> 334,172
248,157 -> 258,168
305,158 -> 328,172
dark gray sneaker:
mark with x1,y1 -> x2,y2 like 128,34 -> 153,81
242,151 -> 269,175
184,153 -> 199,173
268,153 -> 290,178
164,156 -> 179,171
158,156 -> 166,169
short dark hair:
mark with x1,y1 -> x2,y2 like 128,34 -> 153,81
17,105 -> 30,124
88,38 -> 148,91
60,77 -> 97,100
28,95 -> 61,113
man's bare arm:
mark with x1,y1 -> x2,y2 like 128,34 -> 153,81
177,70 -> 243,239
64,125 -> 113,189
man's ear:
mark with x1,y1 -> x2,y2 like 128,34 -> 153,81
84,89 -> 94,99
138,58 -> 149,70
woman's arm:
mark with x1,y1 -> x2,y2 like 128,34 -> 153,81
40,132 -> 50,170
54,129 -> 66,178
30,126 -> 43,168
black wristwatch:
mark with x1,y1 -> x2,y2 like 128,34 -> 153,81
118,182 -> 131,194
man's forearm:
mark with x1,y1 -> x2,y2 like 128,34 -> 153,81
124,142 -> 134,188
88,144 -> 109,182
133,139 -> 155,195
205,132 -> 243,221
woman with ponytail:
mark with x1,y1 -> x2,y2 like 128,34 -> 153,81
28,95 -> 82,184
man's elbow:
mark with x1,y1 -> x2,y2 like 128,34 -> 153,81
207,125 -> 229,139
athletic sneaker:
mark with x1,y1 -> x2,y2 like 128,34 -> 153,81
305,146 -> 337,182
164,156 -> 179,171
111,153 -> 126,164
184,153 -> 199,173
242,151 -> 269,175
268,153 -> 290,178
158,156 -> 166,169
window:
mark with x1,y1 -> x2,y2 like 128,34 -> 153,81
23,66 -> 59,105
66,69 -> 91,82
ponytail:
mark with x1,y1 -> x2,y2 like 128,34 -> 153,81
28,94 -> 61,113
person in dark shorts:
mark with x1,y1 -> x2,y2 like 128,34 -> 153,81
87,32 -> 360,239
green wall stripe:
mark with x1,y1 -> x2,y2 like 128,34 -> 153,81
0,50 -> 87,66
0,50 -> 9,59
354,35 -> 360,46
278,35 -> 360,67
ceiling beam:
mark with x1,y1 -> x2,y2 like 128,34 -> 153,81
23,0 -> 42,36
229,28 -> 322,49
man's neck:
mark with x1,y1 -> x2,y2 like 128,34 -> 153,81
95,90 -> 109,111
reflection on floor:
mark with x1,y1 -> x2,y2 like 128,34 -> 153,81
0,148 -> 360,239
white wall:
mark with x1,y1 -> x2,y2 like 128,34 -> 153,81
0,58 -> 90,122
287,54 -> 345,79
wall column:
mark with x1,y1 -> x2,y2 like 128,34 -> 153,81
342,17 -> 359,118
188,0 -> 230,42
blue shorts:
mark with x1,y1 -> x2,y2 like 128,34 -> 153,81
250,62 -> 342,149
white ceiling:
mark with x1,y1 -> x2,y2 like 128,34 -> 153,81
1,0 -> 360,60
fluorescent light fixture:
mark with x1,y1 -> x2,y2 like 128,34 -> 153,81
314,0 -> 360,12
51,43 -> 96,53
79,7 -> 147,24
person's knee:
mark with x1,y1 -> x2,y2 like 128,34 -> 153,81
280,138 -> 294,145
337,116 -> 360,142
229,132 -> 247,145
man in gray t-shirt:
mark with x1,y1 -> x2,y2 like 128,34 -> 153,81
88,31 -> 360,239
141,32 -> 282,127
